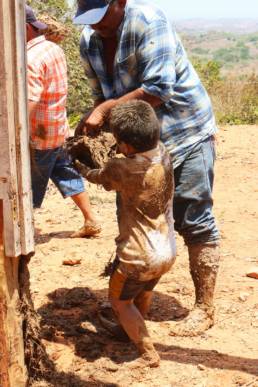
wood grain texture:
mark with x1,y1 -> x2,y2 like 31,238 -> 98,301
0,0 -> 34,257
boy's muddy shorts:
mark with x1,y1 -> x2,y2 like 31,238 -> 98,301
109,269 -> 161,301
108,257 -> 170,301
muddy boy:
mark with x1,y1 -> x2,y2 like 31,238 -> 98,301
76,100 -> 176,367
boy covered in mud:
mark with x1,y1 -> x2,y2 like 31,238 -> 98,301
75,100 -> 176,367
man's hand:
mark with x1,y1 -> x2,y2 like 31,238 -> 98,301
74,159 -> 91,177
84,108 -> 106,133
74,107 -> 106,137
84,99 -> 117,134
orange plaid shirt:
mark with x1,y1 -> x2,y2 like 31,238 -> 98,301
27,36 -> 69,150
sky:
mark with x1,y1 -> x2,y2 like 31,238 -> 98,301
150,0 -> 258,19
69,0 -> 258,20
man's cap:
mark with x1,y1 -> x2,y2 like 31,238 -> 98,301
25,5 -> 47,30
73,0 -> 113,25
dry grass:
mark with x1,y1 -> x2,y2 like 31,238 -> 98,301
210,75 -> 258,124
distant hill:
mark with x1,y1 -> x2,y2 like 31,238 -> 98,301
172,19 -> 258,76
174,18 -> 258,35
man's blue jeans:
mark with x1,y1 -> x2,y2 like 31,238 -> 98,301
31,147 -> 85,208
173,136 -> 219,246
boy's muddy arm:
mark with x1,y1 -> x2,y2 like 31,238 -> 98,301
86,169 -> 104,185
74,160 -> 104,184
74,160 -> 113,190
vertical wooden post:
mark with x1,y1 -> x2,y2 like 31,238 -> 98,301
0,1 -> 35,386
0,0 -> 34,257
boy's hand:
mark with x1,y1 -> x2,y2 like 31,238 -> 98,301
74,159 -> 91,177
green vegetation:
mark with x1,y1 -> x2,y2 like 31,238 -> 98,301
191,47 -> 210,55
182,30 -> 258,68
193,60 -> 258,124
28,0 -> 69,18
213,44 -> 251,64
183,30 -> 258,124
192,59 -> 221,89
28,0 -> 93,128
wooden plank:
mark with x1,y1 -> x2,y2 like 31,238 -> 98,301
0,0 -> 20,258
11,0 -> 34,255
0,0 -> 34,257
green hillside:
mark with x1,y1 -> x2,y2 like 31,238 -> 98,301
180,30 -> 258,75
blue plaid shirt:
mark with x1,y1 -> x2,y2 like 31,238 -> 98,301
79,0 -> 218,168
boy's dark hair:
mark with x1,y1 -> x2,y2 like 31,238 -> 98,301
110,100 -> 160,152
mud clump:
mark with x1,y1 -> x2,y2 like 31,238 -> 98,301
65,132 -> 116,169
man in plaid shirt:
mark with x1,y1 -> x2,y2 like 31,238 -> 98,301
26,4 -> 100,238
73,0 -> 220,336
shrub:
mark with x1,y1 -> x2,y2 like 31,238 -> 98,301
27,0 -> 93,127
192,59 -> 221,91
210,75 -> 258,124
192,59 -> 258,124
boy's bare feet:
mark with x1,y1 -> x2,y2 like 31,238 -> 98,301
136,338 -> 160,368
141,349 -> 160,368
128,349 -> 160,369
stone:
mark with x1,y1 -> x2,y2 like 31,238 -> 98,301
246,268 -> 258,280
238,292 -> 250,302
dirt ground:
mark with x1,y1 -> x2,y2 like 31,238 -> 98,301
30,125 -> 258,387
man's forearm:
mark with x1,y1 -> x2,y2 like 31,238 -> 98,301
99,88 -> 163,116
84,88 -> 163,130
116,88 -> 163,108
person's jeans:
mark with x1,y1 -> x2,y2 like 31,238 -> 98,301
173,136 -> 220,246
31,147 -> 85,208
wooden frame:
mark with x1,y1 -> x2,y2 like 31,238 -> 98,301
0,1 -> 35,385
0,0 -> 34,258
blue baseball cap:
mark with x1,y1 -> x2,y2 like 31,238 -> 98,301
73,0 -> 113,25
25,5 -> 47,30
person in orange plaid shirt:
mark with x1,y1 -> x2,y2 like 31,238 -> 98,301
26,4 -> 100,238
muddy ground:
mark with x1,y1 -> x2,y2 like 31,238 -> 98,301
30,125 -> 258,387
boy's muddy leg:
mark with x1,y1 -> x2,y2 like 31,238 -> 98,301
170,244 -> 220,337
134,291 -> 153,318
98,289 -> 153,341
111,298 -> 160,367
